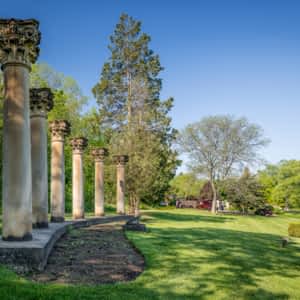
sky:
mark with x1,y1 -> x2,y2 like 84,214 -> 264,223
2,0 -> 300,169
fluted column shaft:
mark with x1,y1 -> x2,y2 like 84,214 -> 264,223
71,137 -> 88,219
0,19 -> 40,241
30,88 -> 53,228
95,160 -> 105,216
92,148 -> 108,216
116,164 -> 125,214
113,155 -> 128,215
50,120 -> 70,222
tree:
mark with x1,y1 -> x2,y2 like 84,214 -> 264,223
30,63 -> 100,211
221,168 -> 265,214
258,160 -> 300,209
93,14 -> 179,214
31,63 -> 88,135
169,173 -> 204,198
257,164 -> 279,202
178,115 -> 269,213
199,181 -> 214,201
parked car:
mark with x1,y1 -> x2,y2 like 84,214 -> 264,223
197,199 -> 212,210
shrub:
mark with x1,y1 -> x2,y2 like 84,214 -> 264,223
255,205 -> 273,216
288,223 -> 300,238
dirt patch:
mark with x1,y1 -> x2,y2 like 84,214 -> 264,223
25,222 -> 145,285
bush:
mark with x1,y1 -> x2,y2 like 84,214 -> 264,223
288,223 -> 300,238
255,205 -> 273,216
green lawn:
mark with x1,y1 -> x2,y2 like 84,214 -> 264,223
0,209 -> 300,300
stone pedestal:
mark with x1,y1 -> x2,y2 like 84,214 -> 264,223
113,155 -> 129,215
30,88 -> 53,228
91,148 -> 108,216
0,19 -> 41,241
49,120 -> 71,222
71,137 -> 88,219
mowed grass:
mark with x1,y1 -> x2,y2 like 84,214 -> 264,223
0,209 -> 300,300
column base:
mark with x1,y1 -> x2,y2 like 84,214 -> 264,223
73,215 -> 85,220
50,216 -> 65,223
117,212 -> 125,215
2,232 -> 32,242
95,213 -> 105,217
33,221 -> 49,229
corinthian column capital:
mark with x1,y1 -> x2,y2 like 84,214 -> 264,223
49,120 -> 71,142
70,137 -> 88,154
91,147 -> 108,162
0,18 -> 41,69
30,88 -> 54,118
113,155 -> 129,166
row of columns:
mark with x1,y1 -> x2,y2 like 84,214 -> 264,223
32,107 -> 129,233
0,18 -> 129,241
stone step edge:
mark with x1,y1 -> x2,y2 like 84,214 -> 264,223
0,215 -> 134,271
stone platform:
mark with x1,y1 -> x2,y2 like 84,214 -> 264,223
0,215 -> 133,271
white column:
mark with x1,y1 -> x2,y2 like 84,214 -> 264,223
0,19 -> 40,241
92,148 -> 108,216
71,137 -> 88,219
49,120 -> 71,222
113,155 -> 129,215
30,88 -> 53,228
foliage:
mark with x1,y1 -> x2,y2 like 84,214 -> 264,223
93,14 -> 179,213
178,115 -> 269,213
29,63 -> 98,211
0,209 -> 300,299
169,173 -> 204,198
254,204 -> 274,216
258,160 -> 300,209
221,168 -> 266,213
199,181 -> 214,200
31,63 -> 88,135
288,223 -> 300,238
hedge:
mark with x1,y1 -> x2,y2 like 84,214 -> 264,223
288,223 -> 300,238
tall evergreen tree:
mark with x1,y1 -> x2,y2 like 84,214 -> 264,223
93,14 -> 179,213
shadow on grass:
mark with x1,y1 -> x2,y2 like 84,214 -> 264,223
146,210 -> 234,223
0,211 -> 299,299
134,224 -> 300,299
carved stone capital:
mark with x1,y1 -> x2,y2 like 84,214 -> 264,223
0,19 -> 41,69
49,120 -> 71,141
91,148 -> 109,162
70,137 -> 88,154
30,88 -> 54,118
113,155 -> 129,166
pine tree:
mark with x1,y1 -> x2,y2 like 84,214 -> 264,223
93,14 -> 179,213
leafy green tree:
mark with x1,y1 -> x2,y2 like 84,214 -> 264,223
259,160 -> 300,209
30,63 -> 96,211
178,115 -> 269,213
31,63 -> 88,135
257,164 -> 279,202
222,168 -> 265,213
0,63 -> 105,212
169,173 -> 204,198
93,14 -> 179,213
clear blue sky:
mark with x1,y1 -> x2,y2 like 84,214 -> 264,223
2,0 -> 300,167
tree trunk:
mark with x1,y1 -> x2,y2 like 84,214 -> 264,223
129,194 -> 135,215
210,179 -> 217,214
134,197 -> 140,217
284,198 -> 289,211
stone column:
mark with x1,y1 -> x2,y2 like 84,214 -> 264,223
71,137 -> 88,219
91,148 -> 108,216
49,120 -> 71,222
30,88 -> 53,228
113,155 -> 129,215
0,19 -> 41,241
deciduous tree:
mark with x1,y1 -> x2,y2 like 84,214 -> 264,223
178,115 -> 269,213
